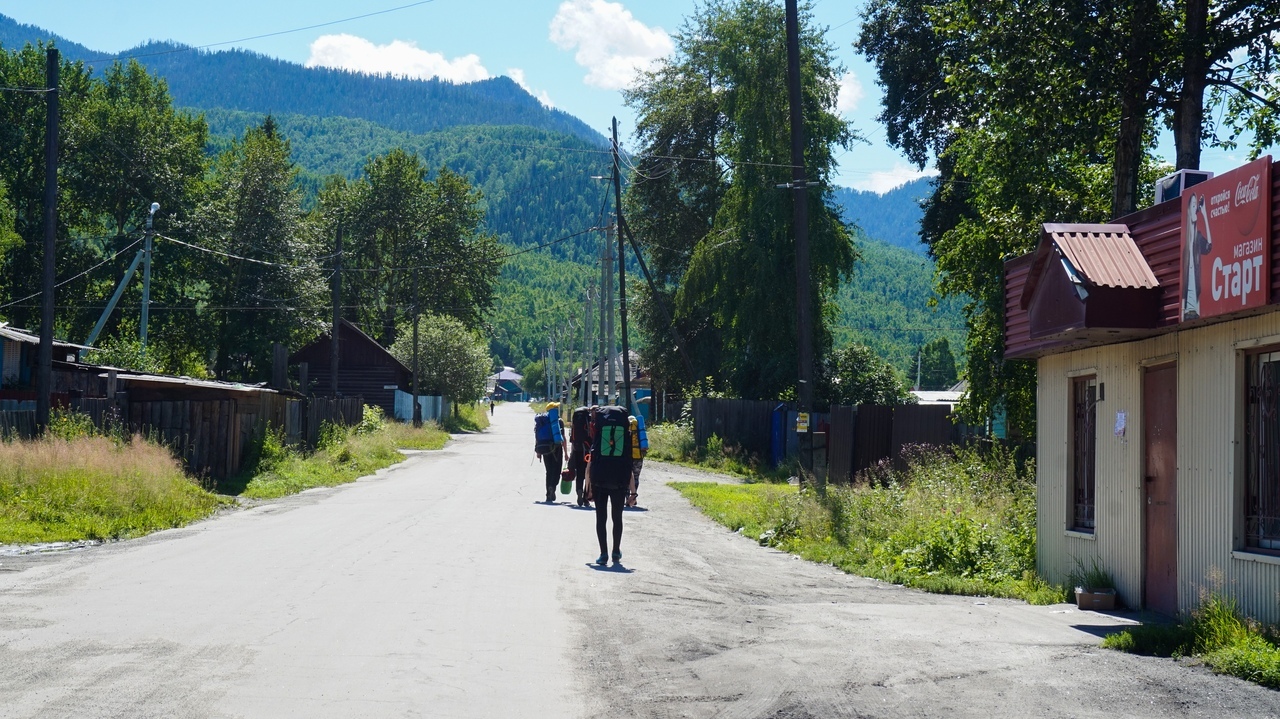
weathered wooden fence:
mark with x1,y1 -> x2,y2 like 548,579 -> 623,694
690,397 -> 962,481
0,410 -> 36,439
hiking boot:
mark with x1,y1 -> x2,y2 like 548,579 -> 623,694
595,553 -> 608,566
611,550 -> 622,564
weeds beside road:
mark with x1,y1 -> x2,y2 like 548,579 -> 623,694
671,444 -> 1064,605
0,405 -> 465,544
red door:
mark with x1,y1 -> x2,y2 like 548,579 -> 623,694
1143,364 -> 1178,615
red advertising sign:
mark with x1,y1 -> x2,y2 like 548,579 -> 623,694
1181,156 -> 1272,321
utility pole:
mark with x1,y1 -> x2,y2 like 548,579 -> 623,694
140,202 -> 159,352
612,118 -> 633,413
599,230 -> 609,406
550,333 -> 559,402
581,289 -> 592,406
412,267 -> 421,427
605,222 -> 617,405
36,47 -> 58,431
784,0 -> 814,476
330,220 -> 342,397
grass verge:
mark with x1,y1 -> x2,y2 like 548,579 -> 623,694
1102,589 -> 1280,689
649,422 -> 796,480
443,401 -> 490,433
0,434 -> 225,543
670,444 -> 1064,604
234,409 -> 449,500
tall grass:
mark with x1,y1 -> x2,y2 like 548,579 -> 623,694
1103,586 -> 1280,689
648,423 -> 789,479
0,435 -> 223,543
672,444 -> 1064,604
443,401 -> 490,433
236,408 -> 449,500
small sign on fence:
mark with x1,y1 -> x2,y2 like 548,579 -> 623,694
795,412 -> 810,433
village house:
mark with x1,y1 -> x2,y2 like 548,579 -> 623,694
290,319 -> 410,418
1005,156 -> 1280,620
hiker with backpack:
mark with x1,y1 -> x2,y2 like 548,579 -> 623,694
585,404 -> 636,566
627,414 -> 648,508
568,406 -> 592,507
534,402 -> 567,503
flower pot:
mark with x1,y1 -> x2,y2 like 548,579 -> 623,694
1075,586 -> 1117,611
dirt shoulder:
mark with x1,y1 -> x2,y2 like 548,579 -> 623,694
561,460 -> 1280,718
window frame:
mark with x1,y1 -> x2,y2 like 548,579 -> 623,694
1243,347 -> 1280,554
1069,374 -> 1098,534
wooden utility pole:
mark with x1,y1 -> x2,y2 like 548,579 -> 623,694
330,221 -> 343,397
612,118 -> 632,413
412,267 -> 422,427
36,47 -> 59,430
784,0 -> 814,474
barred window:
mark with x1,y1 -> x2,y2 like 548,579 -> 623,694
1071,376 -> 1097,532
1245,350 -> 1280,551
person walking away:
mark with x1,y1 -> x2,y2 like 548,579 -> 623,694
534,403 -> 567,503
490,397 -> 495,416
589,405 -> 635,565
569,406 -> 592,507
627,414 -> 648,507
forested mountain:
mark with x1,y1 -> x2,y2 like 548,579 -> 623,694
832,178 -> 933,253
0,13 -> 962,379
0,14 -> 602,143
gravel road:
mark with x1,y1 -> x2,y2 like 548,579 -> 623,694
1,402 -> 1278,718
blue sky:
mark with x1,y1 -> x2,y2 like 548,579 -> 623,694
5,1 -> 1269,193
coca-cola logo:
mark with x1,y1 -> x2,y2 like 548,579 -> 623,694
1234,173 -> 1262,235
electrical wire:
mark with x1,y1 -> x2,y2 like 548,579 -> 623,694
0,236 -> 145,311
0,86 -> 52,93
83,0 -> 440,64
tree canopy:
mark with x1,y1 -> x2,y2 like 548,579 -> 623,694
624,0 -> 858,401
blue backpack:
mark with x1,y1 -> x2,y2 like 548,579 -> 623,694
534,413 -> 554,455
547,405 -> 564,444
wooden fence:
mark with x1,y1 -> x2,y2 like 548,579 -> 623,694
690,397 -> 963,481
0,410 -> 36,440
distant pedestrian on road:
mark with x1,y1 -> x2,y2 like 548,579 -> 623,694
490,397 -> 495,416
534,402 -> 567,503
587,404 -> 635,566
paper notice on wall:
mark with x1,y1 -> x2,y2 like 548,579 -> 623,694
1114,410 -> 1127,437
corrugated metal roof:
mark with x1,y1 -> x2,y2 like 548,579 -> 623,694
1043,223 -> 1159,290
0,322 -> 93,350
102,372 -> 279,394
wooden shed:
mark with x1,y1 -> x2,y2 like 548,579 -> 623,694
290,319 -> 410,417
1005,156 -> 1280,620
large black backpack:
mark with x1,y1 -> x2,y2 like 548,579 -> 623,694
570,406 -> 591,453
590,405 -> 632,489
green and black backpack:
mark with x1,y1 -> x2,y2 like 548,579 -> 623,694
590,404 -> 632,489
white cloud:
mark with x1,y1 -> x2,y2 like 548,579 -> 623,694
549,0 -> 674,90
836,72 -> 864,114
847,163 -> 940,194
507,68 -> 556,108
306,33 -> 490,83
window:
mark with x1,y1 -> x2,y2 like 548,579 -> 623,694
1245,350 -> 1280,551
1071,375 -> 1097,532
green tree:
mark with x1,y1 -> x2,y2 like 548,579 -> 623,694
624,0 -> 857,401
823,343 -> 913,406
347,150 -> 502,347
917,337 -> 958,391
391,312 -> 491,406
194,117 -> 327,380
520,358 -> 547,399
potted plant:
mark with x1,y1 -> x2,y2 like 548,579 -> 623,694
1070,557 -> 1118,611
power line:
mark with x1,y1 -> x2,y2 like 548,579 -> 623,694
83,0 -> 440,64
0,236 -> 144,311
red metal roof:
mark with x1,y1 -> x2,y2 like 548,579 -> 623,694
1042,223 -> 1159,289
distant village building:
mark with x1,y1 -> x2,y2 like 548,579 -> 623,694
290,319 -> 410,417
487,366 -> 526,401
0,322 -> 90,408
1004,156 -> 1280,620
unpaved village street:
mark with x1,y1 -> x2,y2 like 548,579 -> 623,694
2,403 -> 1279,718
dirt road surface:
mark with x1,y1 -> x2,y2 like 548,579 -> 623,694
1,402 -> 1278,717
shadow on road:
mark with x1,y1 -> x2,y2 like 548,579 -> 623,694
585,563 -> 635,574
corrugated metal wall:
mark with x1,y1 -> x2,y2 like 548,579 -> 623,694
1038,312 -> 1280,621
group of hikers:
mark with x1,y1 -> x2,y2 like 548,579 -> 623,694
534,402 -> 648,567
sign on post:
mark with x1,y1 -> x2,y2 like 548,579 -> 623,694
795,412 -> 810,433
1180,156 -> 1272,322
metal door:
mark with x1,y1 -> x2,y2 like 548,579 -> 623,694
1143,364 -> 1178,615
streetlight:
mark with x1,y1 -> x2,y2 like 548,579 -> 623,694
140,202 -> 159,352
